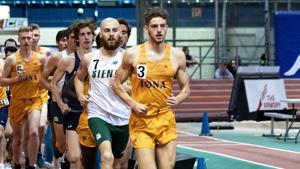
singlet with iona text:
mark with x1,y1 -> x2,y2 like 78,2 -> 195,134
10,51 -> 42,100
131,43 -> 175,116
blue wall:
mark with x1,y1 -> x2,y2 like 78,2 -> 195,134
275,11 -> 300,78
5,3 -> 276,28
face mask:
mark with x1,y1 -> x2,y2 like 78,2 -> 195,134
5,46 -> 18,55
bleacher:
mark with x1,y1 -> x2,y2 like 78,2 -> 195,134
173,78 -> 300,122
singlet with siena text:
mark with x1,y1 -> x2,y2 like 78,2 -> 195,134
87,49 -> 130,125
131,43 -> 175,116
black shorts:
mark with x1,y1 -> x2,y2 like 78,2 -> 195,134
63,111 -> 82,131
48,100 -> 64,124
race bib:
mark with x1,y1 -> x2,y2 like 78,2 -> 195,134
136,64 -> 147,79
0,98 -> 9,107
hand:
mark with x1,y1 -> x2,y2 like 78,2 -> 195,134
17,71 -> 27,81
79,95 -> 89,107
132,102 -> 147,116
109,76 -> 115,88
58,101 -> 71,114
167,93 -> 179,107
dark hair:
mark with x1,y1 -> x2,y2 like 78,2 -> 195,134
182,46 -> 188,52
73,19 -> 96,46
4,38 -> 17,47
144,7 -> 168,25
5,46 -> 17,56
95,33 -> 102,49
56,29 -> 67,42
66,21 -> 78,39
117,18 -> 131,37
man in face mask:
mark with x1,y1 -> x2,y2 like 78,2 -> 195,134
4,38 -> 18,58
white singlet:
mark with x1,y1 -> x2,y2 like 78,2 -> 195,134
87,49 -> 130,126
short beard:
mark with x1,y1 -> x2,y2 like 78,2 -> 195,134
102,37 -> 121,50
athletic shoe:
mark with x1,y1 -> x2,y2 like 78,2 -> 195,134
44,161 -> 53,169
54,157 -> 62,169
36,152 -> 45,168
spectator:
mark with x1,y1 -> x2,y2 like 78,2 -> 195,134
215,63 -> 234,79
4,38 -> 18,58
260,53 -> 266,66
227,59 -> 237,78
182,46 -> 198,67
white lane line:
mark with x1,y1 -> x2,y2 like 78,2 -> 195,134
177,145 -> 282,169
177,130 -> 300,155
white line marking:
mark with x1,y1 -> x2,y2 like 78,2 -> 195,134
177,143 -> 240,146
177,145 -> 282,169
177,130 -> 300,155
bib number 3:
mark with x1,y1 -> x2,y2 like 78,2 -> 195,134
137,64 -> 147,79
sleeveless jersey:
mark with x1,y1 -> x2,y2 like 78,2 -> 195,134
88,49 -> 130,125
0,84 -> 8,108
0,60 -> 8,108
62,51 -> 82,112
57,50 -> 67,92
10,51 -> 42,100
131,43 -> 175,116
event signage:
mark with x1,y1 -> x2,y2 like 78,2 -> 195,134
244,79 -> 288,112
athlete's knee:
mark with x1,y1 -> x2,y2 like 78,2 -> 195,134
39,124 -> 46,130
0,127 -> 5,138
29,129 -> 39,139
4,130 -> 12,138
67,153 -> 81,163
12,136 -> 22,148
101,151 -> 114,165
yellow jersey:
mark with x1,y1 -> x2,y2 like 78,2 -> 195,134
0,86 -> 8,108
10,51 -> 42,100
131,43 -> 175,116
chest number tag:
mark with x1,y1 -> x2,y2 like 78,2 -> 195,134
137,64 -> 147,79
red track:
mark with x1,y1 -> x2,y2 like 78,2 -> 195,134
177,131 -> 300,169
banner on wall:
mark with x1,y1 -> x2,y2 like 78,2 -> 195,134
244,79 -> 288,112
0,18 -> 27,31
275,12 -> 300,78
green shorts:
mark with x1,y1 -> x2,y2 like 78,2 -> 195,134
88,117 -> 129,158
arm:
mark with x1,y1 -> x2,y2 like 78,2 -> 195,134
167,49 -> 190,107
224,69 -> 234,79
74,55 -> 89,107
41,54 -> 60,90
38,54 -> 48,90
50,58 -> 71,113
214,69 -> 223,79
0,55 -> 27,86
112,49 -> 147,115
